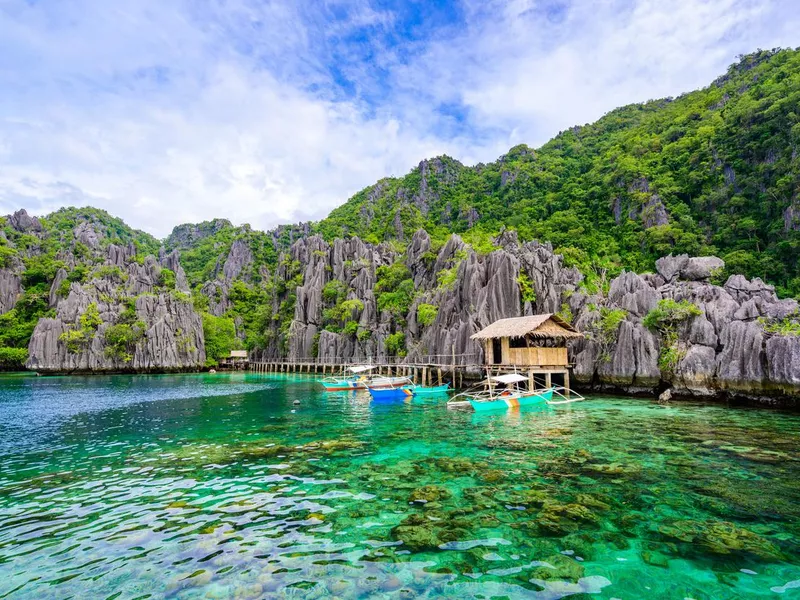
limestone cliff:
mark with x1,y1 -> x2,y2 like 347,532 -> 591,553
26,244 -> 205,373
260,230 -> 799,405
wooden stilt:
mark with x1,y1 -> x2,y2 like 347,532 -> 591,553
564,371 -> 570,398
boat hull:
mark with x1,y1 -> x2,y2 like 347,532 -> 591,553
469,388 -> 554,412
320,380 -> 366,391
412,385 -> 450,396
367,377 -> 413,389
369,387 -> 414,400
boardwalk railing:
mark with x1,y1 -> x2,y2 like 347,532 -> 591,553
248,354 -> 482,387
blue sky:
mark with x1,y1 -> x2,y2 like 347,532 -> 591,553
1,0 -> 798,237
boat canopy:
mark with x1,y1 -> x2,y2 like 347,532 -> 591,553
490,373 -> 528,384
348,365 -> 375,373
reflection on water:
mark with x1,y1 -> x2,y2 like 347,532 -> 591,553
0,372 -> 799,599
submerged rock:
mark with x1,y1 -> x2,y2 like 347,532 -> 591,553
390,513 -> 469,552
657,520 -> 784,561
409,485 -> 451,504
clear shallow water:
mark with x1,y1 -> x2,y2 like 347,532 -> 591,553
0,373 -> 798,599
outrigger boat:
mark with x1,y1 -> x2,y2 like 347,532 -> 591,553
447,373 -> 583,412
411,384 -> 450,396
319,365 -> 375,391
367,380 -> 451,400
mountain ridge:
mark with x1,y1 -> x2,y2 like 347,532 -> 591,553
0,48 -> 799,404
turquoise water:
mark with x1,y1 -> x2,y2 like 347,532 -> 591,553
0,373 -> 799,599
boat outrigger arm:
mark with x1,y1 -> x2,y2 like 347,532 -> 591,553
447,372 -> 586,410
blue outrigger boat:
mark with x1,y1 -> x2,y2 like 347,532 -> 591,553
367,380 -> 451,400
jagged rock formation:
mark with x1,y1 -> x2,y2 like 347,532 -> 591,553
0,268 -> 22,314
27,244 -> 205,373
269,230 -> 799,405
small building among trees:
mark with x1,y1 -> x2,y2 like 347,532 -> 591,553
219,350 -> 249,370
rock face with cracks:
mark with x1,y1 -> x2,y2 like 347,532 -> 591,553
260,229 -> 799,405
26,243 -> 205,373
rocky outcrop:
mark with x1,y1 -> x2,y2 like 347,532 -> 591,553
26,245 -> 205,373
0,268 -> 22,314
273,234 -> 800,405
7,209 -> 42,233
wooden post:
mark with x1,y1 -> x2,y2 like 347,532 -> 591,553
529,369 -> 534,391
451,344 -> 456,389
563,371 -> 570,398
545,372 -> 552,389
437,368 -> 442,386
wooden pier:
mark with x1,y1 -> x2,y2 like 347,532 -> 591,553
248,358 -> 571,395
248,358 -> 478,389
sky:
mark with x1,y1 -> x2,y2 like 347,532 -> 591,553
1,0 -> 798,238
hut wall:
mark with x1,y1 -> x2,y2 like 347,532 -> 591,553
504,346 -> 568,367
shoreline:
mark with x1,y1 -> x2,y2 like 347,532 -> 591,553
4,367 -> 799,410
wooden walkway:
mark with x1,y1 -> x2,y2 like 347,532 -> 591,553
248,359 -> 571,393
249,359 -> 474,387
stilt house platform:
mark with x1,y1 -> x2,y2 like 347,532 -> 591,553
470,314 -> 582,394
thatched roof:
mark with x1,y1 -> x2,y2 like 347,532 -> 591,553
470,314 -> 582,341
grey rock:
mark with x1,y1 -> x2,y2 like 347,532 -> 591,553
222,239 -> 253,282
49,268 -> 68,308
0,268 -> 22,314
724,275 -> 778,304
27,277 -> 205,373
681,256 -> 725,281
7,209 -> 42,233
765,335 -> 800,389
716,321 -> 764,388
608,271 -> 660,317
74,222 -> 100,248
656,254 -> 689,282
674,345 -> 717,396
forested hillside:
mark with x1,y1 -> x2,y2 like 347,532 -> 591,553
2,48 -> 799,376
319,48 -> 800,298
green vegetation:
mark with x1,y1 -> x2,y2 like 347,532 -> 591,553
643,299 -> 703,332
384,331 -> 407,357
159,268 -> 176,291
376,262 -> 415,319
416,303 -> 439,327
759,313 -> 800,337
517,272 -> 537,305
104,301 -> 146,362
60,302 -> 103,353
586,306 -> 628,362
0,347 -> 28,369
643,299 -> 703,373
316,49 -> 800,298
201,313 -> 239,367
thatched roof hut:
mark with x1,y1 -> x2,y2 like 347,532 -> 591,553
471,314 -> 582,367
471,314 -> 582,342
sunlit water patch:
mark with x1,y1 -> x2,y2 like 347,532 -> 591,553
0,372 -> 798,599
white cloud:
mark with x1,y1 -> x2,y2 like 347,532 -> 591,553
0,0 -> 798,237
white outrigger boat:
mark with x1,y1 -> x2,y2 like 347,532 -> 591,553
447,373 -> 583,412
319,365 -> 375,391
319,366 -> 415,392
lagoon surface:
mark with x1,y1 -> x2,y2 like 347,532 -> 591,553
0,373 -> 799,599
